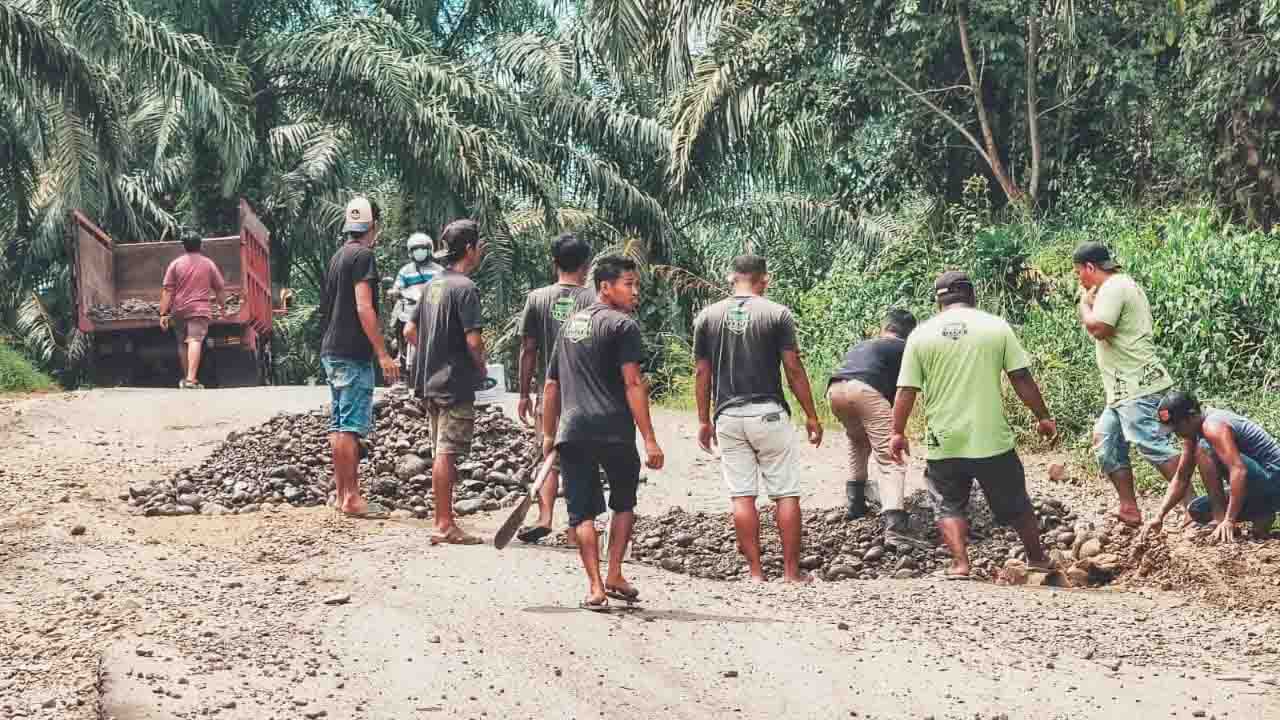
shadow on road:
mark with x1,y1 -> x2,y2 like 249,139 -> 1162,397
522,605 -> 779,624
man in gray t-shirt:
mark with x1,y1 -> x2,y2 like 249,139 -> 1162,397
542,256 -> 664,611
405,219 -> 486,546
693,254 -> 823,584
515,233 -> 594,545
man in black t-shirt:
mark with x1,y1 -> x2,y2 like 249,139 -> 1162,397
542,256 -> 664,610
693,255 -> 823,584
515,233 -> 595,545
828,309 -> 928,549
318,196 -> 398,518
405,219 -> 486,545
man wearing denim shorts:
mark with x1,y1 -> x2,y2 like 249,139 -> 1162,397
541,256 -> 664,610
890,271 -> 1055,579
693,255 -> 823,584
1144,391 -> 1280,542
406,219 -> 486,545
1074,242 -> 1181,527
318,197 -> 399,517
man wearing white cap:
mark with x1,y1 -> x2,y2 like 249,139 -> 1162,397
318,196 -> 399,518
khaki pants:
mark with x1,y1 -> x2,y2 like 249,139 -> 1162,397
827,380 -> 904,512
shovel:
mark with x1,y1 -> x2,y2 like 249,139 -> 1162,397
493,450 -> 558,550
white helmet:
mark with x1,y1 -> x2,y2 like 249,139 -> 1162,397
407,232 -> 433,252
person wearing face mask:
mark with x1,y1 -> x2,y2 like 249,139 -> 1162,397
390,232 -> 443,379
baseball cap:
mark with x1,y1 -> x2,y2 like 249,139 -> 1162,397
1156,390 -> 1201,431
1071,242 -> 1121,270
342,197 -> 376,234
934,270 -> 974,299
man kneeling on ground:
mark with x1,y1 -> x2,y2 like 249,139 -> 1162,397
541,256 -> 664,610
693,254 -> 823,583
1144,390 -> 1280,543
890,271 -> 1056,579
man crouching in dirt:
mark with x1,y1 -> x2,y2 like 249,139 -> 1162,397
693,254 -> 823,583
1143,391 -> 1280,543
541,256 -> 664,610
890,271 -> 1056,580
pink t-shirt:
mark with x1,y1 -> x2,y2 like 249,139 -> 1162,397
162,253 -> 226,319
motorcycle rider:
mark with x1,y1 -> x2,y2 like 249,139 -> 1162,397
389,232 -> 443,378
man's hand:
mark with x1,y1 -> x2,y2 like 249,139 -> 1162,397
1211,519 -> 1237,544
1139,517 -> 1163,544
644,437 -> 665,470
159,315 -> 171,331
806,416 -> 823,447
1036,418 -> 1057,441
403,322 -> 417,348
378,353 -> 399,384
697,422 -> 716,454
517,395 -> 534,427
890,433 -> 910,465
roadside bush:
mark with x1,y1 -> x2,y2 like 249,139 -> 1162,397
0,340 -> 56,393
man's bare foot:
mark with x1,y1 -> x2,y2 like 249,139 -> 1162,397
783,572 -> 813,585
945,563 -> 971,578
340,496 -> 368,515
1112,507 -> 1142,527
747,574 -> 767,583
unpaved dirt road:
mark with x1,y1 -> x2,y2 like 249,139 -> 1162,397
2,387 -> 1278,719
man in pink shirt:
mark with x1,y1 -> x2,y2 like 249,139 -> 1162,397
160,229 -> 227,389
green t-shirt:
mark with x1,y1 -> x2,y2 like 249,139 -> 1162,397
1089,274 -> 1173,406
897,306 -> 1031,460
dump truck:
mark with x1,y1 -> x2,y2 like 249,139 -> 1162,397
72,200 -> 277,388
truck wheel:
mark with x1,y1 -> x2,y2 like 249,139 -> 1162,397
211,348 -> 260,388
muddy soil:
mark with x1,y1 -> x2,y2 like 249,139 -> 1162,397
1,388 -> 1277,719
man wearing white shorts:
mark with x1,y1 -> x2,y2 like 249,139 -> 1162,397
694,255 -> 823,583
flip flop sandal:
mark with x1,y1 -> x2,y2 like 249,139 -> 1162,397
517,526 -> 552,544
605,585 -> 639,601
430,528 -> 483,545
934,570 -> 974,581
342,502 -> 391,520
579,597 -> 610,612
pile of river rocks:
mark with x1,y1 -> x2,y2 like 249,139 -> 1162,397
630,494 -> 1132,586
122,389 -> 538,517
89,293 -> 242,322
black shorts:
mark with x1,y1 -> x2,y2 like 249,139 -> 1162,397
925,450 -> 1033,524
559,442 -> 641,527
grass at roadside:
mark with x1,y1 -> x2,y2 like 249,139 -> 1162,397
0,340 -> 56,394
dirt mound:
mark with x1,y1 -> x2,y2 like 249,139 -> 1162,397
1116,526 -> 1280,611
122,389 -> 537,517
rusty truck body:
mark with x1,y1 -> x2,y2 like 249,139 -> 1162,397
72,200 -> 275,387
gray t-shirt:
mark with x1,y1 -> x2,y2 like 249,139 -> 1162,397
520,283 -> 595,389
413,270 -> 484,405
547,303 -> 645,445
693,294 -> 797,419
1205,409 -> 1280,474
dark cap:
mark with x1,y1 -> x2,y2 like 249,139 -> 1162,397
434,218 -> 480,261
934,270 -> 974,299
1072,242 -> 1121,271
1156,390 -> 1201,430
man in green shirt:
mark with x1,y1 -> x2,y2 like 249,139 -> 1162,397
890,271 -> 1055,579
1073,242 -> 1181,527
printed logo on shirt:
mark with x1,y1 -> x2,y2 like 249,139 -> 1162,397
941,322 -> 967,341
426,282 -> 445,305
1113,375 -> 1130,401
1140,362 -> 1166,387
564,313 -> 592,343
926,429 -> 942,449
551,296 -> 576,322
726,306 -> 751,334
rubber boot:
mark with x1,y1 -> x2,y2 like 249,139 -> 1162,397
845,481 -> 868,520
883,510 -> 931,551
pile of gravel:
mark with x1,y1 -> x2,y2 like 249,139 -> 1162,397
630,494 -> 1131,585
122,389 -> 537,517
89,293 -> 242,322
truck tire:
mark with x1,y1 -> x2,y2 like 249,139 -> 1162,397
211,347 -> 260,388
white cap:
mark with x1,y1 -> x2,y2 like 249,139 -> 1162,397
342,197 -> 375,234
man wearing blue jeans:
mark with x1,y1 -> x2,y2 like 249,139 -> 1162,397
1074,242 -> 1182,526
318,197 -> 399,517
1144,391 -> 1280,542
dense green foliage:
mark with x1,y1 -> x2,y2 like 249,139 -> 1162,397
0,340 -> 54,393
3,0 -> 1280,478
